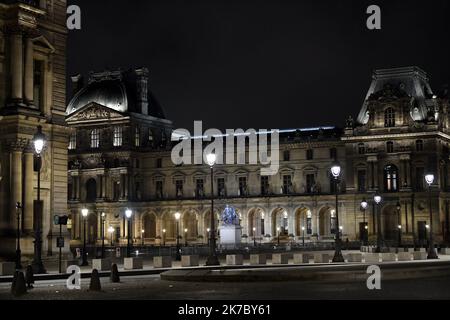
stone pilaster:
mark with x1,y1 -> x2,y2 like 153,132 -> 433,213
23,149 -> 34,232
24,36 -> 34,105
10,32 -> 23,102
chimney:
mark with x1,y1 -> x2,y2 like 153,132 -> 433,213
71,74 -> 84,97
135,67 -> 149,115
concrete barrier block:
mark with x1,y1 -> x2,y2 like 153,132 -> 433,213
313,253 -> 330,263
413,251 -> 427,260
92,258 -> 111,271
124,257 -> 143,270
440,248 -> 450,255
153,256 -> 172,268
250,254 -> 266,265
397,252 -> 412,261
380,253 -> 396,262
226,254 -> 243,265
419,248 -> 426,253
272,253 -> 289,264
407,248 -> 415,253
181,255 -> 199,267
347,253 -> 362,263
0,262 -> 15,276
293,253 -> 310,264
364,253 -> 380,263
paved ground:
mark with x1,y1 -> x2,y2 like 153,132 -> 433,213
1,270 -> 450,300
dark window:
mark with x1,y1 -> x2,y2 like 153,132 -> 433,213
175,180 -> 183,197
330,147 -> 337,159
33,60 -> 44,110
416,140 -> 423,152
261,218 -> 265,235
384,107 -> 396,127
358,143 -> 365,155
155,180 -> 163,199
306,149 -> 313,160
283,150 -> 290,161
357,170 -> 366,192
156,158 -> 162,168
282,175 -> 292,194
217,178 -> 225,197
134,127 -> 140,147
415,167 -> 425,191
113,181 -> 120,200
261,176 -> 269,195
196,179 -> 204,198
238,177 -> 247,196
384,164 -> 399,192
386,141 -> 394,153
85,178 -> 97,203
306,174 -> 315,193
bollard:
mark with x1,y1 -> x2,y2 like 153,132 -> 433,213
89,269 -> 102,291
110,263 -> 120,283
11,271 -> 27,297
25,265 -> 34,289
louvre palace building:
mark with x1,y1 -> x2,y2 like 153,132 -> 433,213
1,2 -> 450,262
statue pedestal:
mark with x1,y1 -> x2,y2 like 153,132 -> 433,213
219,224 -> 242,249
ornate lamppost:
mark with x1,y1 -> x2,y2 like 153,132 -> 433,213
396,202 -> 402,248
253,227 -> 256,247
101,212 -> 106,258
205,153 -> 219,265
331,161 -> 344,262
301,226 -> 305,246
425,174 -> 438,259
206,228 -> 210,246
162,228 -> 166,246
15,202 -> 22,270
81,208 -> 89,266
374,193 -> 383,252
174,212 -> 181,261
361,199 -> 368,246
184,228 -> 188,246
108,226 -> 114,245
141,229 -> 145,246
32,125 -> 46,274
277,227 -> 280,245
125,209 -> 133,258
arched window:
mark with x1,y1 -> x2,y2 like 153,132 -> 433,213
85,178 -> 97,202
384,107 -> 396,127
416,139 -> 423,151
90,129 -> 99,148
386,141 -> 394,153
384,164 -> 399,192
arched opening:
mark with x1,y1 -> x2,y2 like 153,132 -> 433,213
272,207 -> 289,236
295,207 -> 311,236
162,212 -> 177,241
384,164 -> 399,192
248,208 -> 264,237
318,206 -> 336,238
204,210 -> 220,239
183,211 -> 198,240
85,178 -> 97,203
381,205 -> 398,242
87,212 -> 98,244
143,213 -> 157,240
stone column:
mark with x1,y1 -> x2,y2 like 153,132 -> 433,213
10,32 -> 23,102
10,147 -> 23,228
156,216 -> 162,238
23,150 -> 34,231
124,174 -> 129,199
101,175 -> 107,198
24,37 -> 34,105
312,208 -> 319,235
264,214 -> 271,237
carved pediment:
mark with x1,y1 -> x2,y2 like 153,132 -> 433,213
368,83 -> 409,102
66,102 -> 126,122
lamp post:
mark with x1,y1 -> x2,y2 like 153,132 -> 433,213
206,228 -> 210,246
32,125 -> 46,274
162,228 -> 166,246
277,227 -> 280,245
175,212 -> 181,261
330,161 -> 344,262
360,199 -> 368,246
253,227 -> 256,247
425,174 -> 438,259
15,202 -> 22,270
374,193 -> 383,253
396,202 -> 401,248
184,228 -> 188,246
101,212 -> 105,259
141,229 -> 145,246
301,226 -> 305,246
125,209 -> 133,258
205,153 -> 219,266
81,208 -> 89,266
108,226 -> 114,246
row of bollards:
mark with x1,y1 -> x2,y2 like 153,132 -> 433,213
11,263 -> 122,296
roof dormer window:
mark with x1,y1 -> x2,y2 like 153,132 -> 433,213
384,107 -> 395,127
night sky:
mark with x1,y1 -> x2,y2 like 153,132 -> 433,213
67,0 -> 450,131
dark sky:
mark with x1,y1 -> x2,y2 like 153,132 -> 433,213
67,0 -> 450,131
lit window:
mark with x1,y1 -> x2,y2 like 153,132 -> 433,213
384,107 -> 395,127
148,128 -> 154,142
113,126 -> 122,147
384,164 -> 399,192
306,149 -> 313,160
90,129 -> 99,148
68,132 -> 76,150
134,127 -> 140,147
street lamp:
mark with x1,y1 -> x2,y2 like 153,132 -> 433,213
101,212 -> 106,259
425,174 -> 438,259
205,153 -> 219,266
15,202 -> 22,270
301,226 -> 305,246
108,226 -> 114,245
361,199 -> 368,246
396,202 -> 401,248
162,228 -> 166,246
81,208 -> 89,266
125,209 -> 133,258
141,229 -> 145,246
374,193 -> 383,252
253,227 -> 256,247
184,228 -> 188,246
174,212 -> 181,261
330,161 -> 344,262
206,228 -> 210,246
32,125 -> 46,274
277,227 -> 280,245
